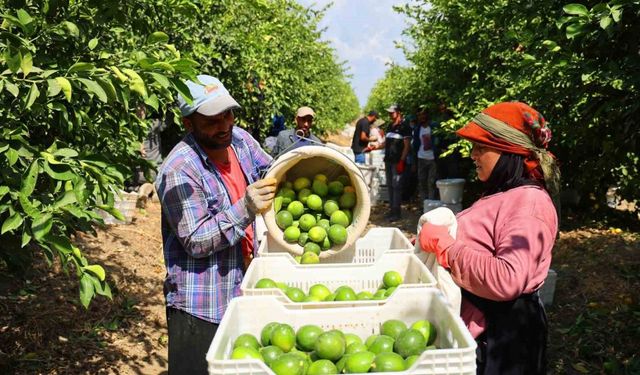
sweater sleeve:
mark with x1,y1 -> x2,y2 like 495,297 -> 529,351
447,215 -> 554,301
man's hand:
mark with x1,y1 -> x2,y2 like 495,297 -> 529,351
244,178 -> 278,215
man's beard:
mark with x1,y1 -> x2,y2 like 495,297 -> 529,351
193,126 -> 233,150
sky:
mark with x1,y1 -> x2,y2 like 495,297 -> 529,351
297,0 -> 414,108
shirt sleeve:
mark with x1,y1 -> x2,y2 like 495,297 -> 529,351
401,124 -> 413,138
447,215 -> 554,301
158,168 -> 255,259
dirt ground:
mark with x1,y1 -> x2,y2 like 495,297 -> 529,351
1,199 -> 639,374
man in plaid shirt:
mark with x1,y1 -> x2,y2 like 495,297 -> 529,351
155,75 -> 277,374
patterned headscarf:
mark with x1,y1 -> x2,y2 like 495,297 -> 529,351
456,102 -> 560,195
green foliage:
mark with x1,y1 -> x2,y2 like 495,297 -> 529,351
0,0 -> 357,307
372,0 -> 639,205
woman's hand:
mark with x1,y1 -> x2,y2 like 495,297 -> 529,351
419,222 -> 455,268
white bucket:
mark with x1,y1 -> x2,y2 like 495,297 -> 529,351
436,178 -> 465,204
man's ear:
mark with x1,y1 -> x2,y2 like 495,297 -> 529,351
182,117 -> 193,132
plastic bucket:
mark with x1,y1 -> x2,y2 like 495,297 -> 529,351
262,145 -> 371,258
436,178 -> 465,204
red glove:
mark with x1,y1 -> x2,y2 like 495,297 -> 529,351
395,159 -> 405,174
419,222 -> 455,268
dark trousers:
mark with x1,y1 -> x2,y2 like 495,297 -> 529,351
167,306 -> 219,375
384,162 -> 402,216
418,158 -> 438,202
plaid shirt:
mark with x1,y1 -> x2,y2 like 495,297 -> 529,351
155,128 -> 272,323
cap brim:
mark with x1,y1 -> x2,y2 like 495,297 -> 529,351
456,121 -> 489,144
196,94 -> 241,116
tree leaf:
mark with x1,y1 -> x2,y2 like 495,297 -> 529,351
47,78 -> 62,97
5,80 -> 19,97
55,77 -> 72,101
1,211 -> 23,234
21,229 -> 32,247
21,52 -> 33,77
68,62 -> 95,73
123,68 -> 147,97
24,82 -> 40,109
151,61 -> 174,72
43,160 -> 76,181
46,234 -> 73,255
110,66 -> 128,82
566,22 -> 587,39
92,278 -> 112,299
599,16 -> 612,30
63,21 -> 80,37
149,72 -> 170,88
6,50 -> 22,73
147,31 -> 169,44
53,148 -> 79,158
53,190 -> 77,209
0,186 -> 9,199
21,159 -> 39,197
77,78 -> 108,103
79,274 -> 94,308
83,264 -> 106,281
170,77 -> 192,104
96,77 -> 118,103
563,4 -> 589,17
88,38 -> 98,50
32,212 -> 53,240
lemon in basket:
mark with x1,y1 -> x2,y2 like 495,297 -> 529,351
255,278 -> 277,289
307,359 -> 338,375
308,284 -> 331,300
303,242 -> 321,255
297,188 -> 312,204
411,319 -> 437,346
345,351 -> 375,373
261,322 -> 280,346
299,214 -> 316,232
283,226 -> 301,243
293,177 -> 311,191
270,352 -> 306,375
336,175 -> 350,186
328,180 -> 344,196
287,201 -> 305,219
306,194 -> 323,211
276,211 -> 293,230
260,345 -> 284,366
373,352 -> 405,372
380,320 -> 407,340
300,252 -> 320,264
323,200 -> 340,217
230,346 -> 263,360
339,192 -> 356,209
314,173 -> 328,183
314,332 -> 346,361
270,324 -> 297,352
329,211 -> 349,227
233,333 -> 261,351
328,224 -> 347,245
394,329 -> 427,358
307,226 -> 327,243
312,179 -> 329,197
383,271 -> 403,289
296,324 -> 324,352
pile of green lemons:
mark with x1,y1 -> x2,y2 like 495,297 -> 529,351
255,271 -> 404,303
274,173 -> 357,264
229,317 -> 438,374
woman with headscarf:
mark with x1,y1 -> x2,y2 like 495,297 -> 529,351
419,102 -> 560,375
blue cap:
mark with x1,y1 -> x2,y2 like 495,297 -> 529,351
177,75 -> 241,117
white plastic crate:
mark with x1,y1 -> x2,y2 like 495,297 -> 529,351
256,227 -> 413,264
206,288 -> 476,374
241,252 -> 436,305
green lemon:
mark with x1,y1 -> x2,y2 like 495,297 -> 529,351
287,200 -> 305,219
405,354 -> 420,369
270,324 -> 297,353
277,187 -> 296,205
230,346 -> 263,360
345,351 -> 375,373
297,232 -> 309,246
380,320 -> 407,340
323,200 -> 340,217
285,287 -> 306,302
364,334 -> 378,349
356,291 -> 373,300
307,359 -> 338,375
255,278 -> 277,289
328,180 -> 344,196
261,322 -> 280,346
411,320 -> 437,346
367,335 -> 395,355
334,286 -> 357,301
324,292 -> 337,301
309,284 -> 332,300
329,210 -> 350,227
314,332 -> 346,362
293,177 -> 311,191
312,179 -> 329,197
303,242 -> 321,255
261,345 -> 284,366
384,287 -> 397,297
394,329 -> 427,358
328,224 -> 348,245
283,226 -> 301,243
276,210 -> 294,230
344,333 -> 363,347
303,294 -> 323,302
300,252 -> 320,264
345,342 -> 368,355
296,324 -> 324,352
269,352 -> 306,375
307,226 -> 327,243
336,175 -> 350,186
314,174 -> 328,183
298,188 -> 313,204
372,289 -> 387,300
299,213 -> 317,232
233,333 -> 261,351
373,352 -> 405,372
339,192 -> 356,209
317,218 -> 331,232
383,271 -> 403,288
321,236 -> 332,250
306,194 -> 324,211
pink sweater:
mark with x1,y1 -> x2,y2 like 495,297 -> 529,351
447,185 -> 558,338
